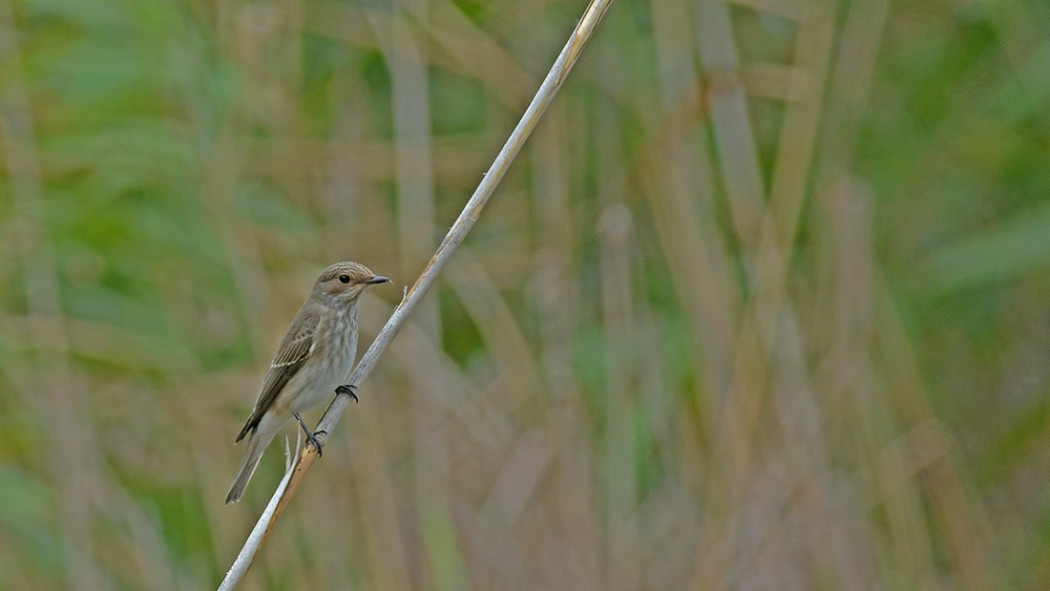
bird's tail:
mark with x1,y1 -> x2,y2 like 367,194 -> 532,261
225,415 -> 281,504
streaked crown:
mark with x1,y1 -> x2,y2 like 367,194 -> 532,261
317,261 -> 377,284
312,261 -> 390,304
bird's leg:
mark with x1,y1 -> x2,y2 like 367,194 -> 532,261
293,411 -> 324,456
335,384 -> 358,403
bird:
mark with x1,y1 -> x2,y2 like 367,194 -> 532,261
225,261 -> 390,504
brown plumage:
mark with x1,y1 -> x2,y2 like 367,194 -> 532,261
225,262 -> 389,504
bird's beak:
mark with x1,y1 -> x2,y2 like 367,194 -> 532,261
365,275 -> 391,285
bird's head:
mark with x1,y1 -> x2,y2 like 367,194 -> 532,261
314,261 -> 390,305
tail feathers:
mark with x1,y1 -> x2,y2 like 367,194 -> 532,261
225,420 -> 279,504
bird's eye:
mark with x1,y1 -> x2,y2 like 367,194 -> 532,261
339,274 -> 351,284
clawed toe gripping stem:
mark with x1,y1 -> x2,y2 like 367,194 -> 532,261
293,411 -> 326,456
335,384 -> 358,402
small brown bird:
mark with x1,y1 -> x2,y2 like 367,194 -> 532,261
225,261 -> 390,504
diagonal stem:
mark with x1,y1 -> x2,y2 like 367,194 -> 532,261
219,0 -> 616,587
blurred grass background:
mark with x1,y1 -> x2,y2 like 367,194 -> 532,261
1,0 -> 1049,588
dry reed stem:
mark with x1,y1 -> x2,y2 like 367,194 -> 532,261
218,1 -> 617,587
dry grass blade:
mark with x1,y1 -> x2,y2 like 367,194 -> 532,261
217,0 -> 618,587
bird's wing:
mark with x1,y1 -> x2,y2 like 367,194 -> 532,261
235,312 -> 321,442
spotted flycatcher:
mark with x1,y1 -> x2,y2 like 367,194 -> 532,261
225,261 -> 390,504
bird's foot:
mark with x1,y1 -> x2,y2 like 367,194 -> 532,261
335,384 -> 358,403
293,411 -> 324,456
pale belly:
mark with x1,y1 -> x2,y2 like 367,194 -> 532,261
282,313 -> 358,414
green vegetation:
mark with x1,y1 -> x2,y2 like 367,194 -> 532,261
1,0 -> 1048,588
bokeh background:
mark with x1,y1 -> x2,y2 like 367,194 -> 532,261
1,0 -> 1048,588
